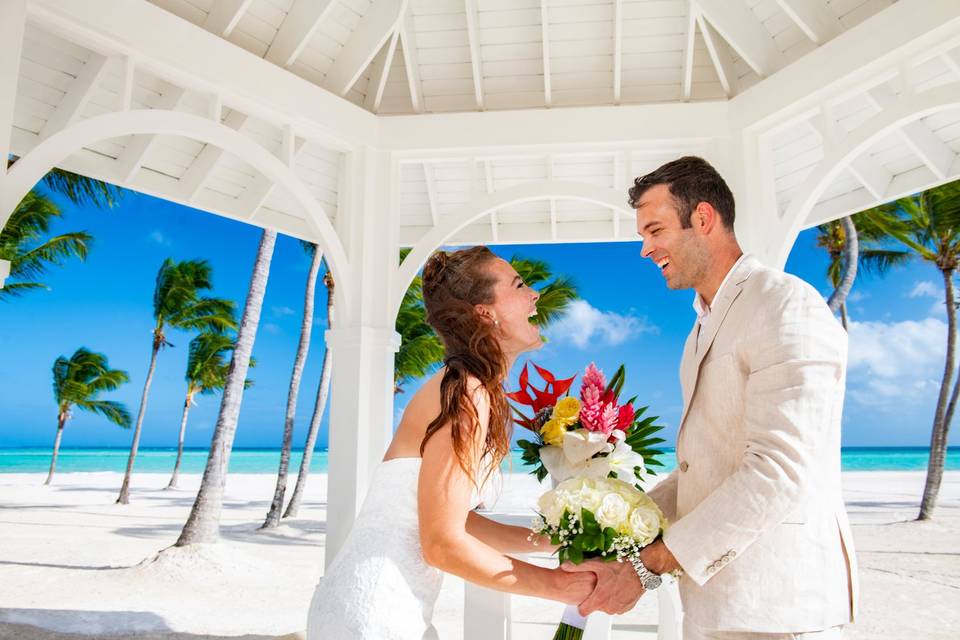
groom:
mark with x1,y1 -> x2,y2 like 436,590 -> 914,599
566,157 -> 858,639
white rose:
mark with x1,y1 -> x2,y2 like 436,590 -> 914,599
628,505 -> 662,545
595,493 -> 630,530
538,490 -> 565,527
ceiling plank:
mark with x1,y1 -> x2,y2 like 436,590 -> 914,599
697,0 -> 785,78
464,0 -> 484,110
324,0 -> 405,96
869,84 -> 956,180
242,137 -> 308,219
697,14 -> 738,97
178,109 -> 249,201
774,0 -> 841,46
265,0 -> 338,68
39,52 -> 108,140
204,0 -> 253,38
115,85 -> 188,184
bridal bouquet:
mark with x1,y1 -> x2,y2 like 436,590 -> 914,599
509,363 -> 666,640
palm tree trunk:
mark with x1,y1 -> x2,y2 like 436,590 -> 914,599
827,216 -> 859,318
261,247 -> 323,529
118,339 -> 161,504
45,412 -> 67,485
919,269 -> 957,520
840,302 -> 849,331
284,271 -> 334,519
175,229 -> 276,546
166,389 -> 195,490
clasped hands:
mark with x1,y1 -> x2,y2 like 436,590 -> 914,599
562,539 -> 679,617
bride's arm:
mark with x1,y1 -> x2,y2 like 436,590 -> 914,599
418,387 -> 591,604
465,511 -> 552,555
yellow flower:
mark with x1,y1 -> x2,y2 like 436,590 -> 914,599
540,419 -> 567,446
552,397 -> 581,425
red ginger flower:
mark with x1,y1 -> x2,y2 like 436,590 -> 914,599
507,363 -> 576,432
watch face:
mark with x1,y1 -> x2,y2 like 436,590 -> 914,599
647,574 -> 663,590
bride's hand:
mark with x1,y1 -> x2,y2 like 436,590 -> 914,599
554,567 -> 598,605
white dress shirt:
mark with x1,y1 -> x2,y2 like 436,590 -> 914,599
693,253 -> 747,354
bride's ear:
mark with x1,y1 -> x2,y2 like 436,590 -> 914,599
474,304 -> 496,325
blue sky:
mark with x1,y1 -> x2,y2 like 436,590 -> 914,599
0,184 -> 954,451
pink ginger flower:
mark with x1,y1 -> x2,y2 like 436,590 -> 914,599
617,402 -> 635,431
579,363 -> 606,408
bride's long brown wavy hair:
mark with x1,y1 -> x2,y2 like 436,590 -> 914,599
419,247 -> 512,487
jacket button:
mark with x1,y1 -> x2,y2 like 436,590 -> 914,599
679,461 -> 689,472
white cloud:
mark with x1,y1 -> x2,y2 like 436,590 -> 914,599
546,300 -> 658,349
148,230 -> 171,246
908,281 -> 939,299
262,322 -> 282,335
846,316 -> 948,406
847,290 -> 868,303
272,305 -> 296,318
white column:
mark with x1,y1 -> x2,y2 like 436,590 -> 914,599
325,146 -> 402,566
0,0 -> 27,256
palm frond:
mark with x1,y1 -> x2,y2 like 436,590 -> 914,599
11,232 -> 92,280
75,400 -> 132,428
41,169 -> 121,209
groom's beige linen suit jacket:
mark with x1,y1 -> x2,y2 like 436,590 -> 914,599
647,255 -> 859,634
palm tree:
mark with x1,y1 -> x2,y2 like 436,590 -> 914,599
816,212 -> 911,328
862,180 -> 960,520
0,191 -> 92,299
166,332 -> 249,490
261,242 -> 324,529
6,159 -> 122,210
175,229 -> 277,545
117,259 -> 237,504
48,348 -> 131,484
283,268 -> 335,520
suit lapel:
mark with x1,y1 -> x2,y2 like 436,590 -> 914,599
676,257 -> 759,437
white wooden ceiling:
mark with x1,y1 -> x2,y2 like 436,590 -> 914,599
147,0 -> 898,114
6,0 -> 960,256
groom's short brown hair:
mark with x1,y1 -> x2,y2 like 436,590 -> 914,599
628,156 -> 736,231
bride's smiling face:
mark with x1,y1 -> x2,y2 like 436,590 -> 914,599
475,258 -> 543,355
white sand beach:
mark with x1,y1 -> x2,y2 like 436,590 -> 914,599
0,470 -> 957,640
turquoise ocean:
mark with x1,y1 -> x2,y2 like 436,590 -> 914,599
1,446 -> 957,474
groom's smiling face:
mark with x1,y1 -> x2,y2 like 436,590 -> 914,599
635,183 -> 709,291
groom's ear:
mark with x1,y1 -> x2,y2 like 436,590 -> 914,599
693,202 -> 720,235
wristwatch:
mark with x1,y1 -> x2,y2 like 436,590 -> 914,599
629,556 -> 663,591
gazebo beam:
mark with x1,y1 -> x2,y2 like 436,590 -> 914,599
540,0 -> 552,107
613,0 -> 622,104
696,0 -> 785,78
265,0 -> 336,68
681,4 -> 697,100
698,14 -> 737,97
399,10 -> 424,114
178,109 -> 249,202
26,0 -> 376,150
774,0 -> 841,46
379,101 -> 728,150
204,0 -> 253,38
324,0 -> 405,97
364,32 -> 400,113
868,84 -> 956,180
464,0 -> 484,110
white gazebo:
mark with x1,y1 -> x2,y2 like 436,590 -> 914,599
2,0 -> 959,635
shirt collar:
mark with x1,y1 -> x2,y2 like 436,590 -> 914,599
693,253 -> 748,320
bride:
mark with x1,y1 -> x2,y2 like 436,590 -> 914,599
306,246 -> 596,639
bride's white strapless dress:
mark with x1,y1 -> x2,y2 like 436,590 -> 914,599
307,457 -> 494,639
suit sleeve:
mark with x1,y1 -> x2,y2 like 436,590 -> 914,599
661,283 -> 846,586
647,468 -> 679,524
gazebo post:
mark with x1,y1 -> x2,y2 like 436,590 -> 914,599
324,146 -> 402,567
0,0 -> 27,285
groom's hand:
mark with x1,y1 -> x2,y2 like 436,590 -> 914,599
561,560 -> 644,616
